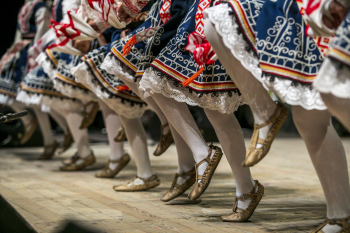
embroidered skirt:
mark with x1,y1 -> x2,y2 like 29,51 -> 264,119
313,10 -> 350,99
71,43 -> 148,119
205,0 -> 328,110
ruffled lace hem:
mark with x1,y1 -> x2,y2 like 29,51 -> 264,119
205,4 -> 326,110
71,63 -> 147,119
16,90 -> 83,111
314,57 -> 350,99
139,67 -> 246,114
101,54 -> 135,82
204,4 -> 262,80
260,75 -> 326,110
53,78 -> 98,102
37,52 -> 57,79
0,93 -> 14,105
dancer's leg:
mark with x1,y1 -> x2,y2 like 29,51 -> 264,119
119,115 -> 153,180
32,106 -> 55,146
98,100 -> 125,170
11,101 -> 34,126
204,109 -> 254,208
151,93 -> 214,179
321,93 -> 350,131
204,19 -> 277,145
49,109 -> 69,135
169,123 -> 195,185
58,108 -> 91,158
292,106 -> 350,232
122,79 -> 169,134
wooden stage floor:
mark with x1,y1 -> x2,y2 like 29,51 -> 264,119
1,138 -> 350,233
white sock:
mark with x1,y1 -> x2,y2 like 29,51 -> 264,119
292,106 -> 350,231
11,102 -> 33,127
99,100 -> 124,170
119,115 -> 153,179
49,109 -> 69,135
204,108 -> 255,204
204,18 -> 277,150
58,107 -> 91,158
32,106 -> 55,146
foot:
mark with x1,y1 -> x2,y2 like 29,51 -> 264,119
95,153 -> 130,178
113,174 -> 160,192
313,216 -> 350,233
153,123 -> 173,156
221,180 -> 264,222
57,133 -> 73,154
188,144 -> 223,201
79,101 -> 99,129
114,126 -> 127,142
38,141 -> 60,160
243,101 -> 288,167
161,167 -> 196,202
60,151 -> 96,171
61,151 -> 79,165
20,116 -> 38,145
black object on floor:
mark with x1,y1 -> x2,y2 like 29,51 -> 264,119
0,195 -> 36,233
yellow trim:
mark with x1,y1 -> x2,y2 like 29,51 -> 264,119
45,49 -> 58,66
21,84 -> 66,98
260,63 -> 316,80
112,48 -> 137,72
56,73 -> 88,89
232,1 -> 255,44
152,61 -> 237,89
0,89 -> 17,97
331,48 -> 350,61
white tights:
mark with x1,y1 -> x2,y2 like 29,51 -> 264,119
204,18 -> 350,231
98,100 -> 125,169
49,109 -> 69,135
119,78 -> 195,180
11,102 -> 34,129
52,105 -> 91,158
118,114 -> 153,179
32,106 -> 55,146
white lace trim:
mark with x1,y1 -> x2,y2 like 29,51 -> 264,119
16,90 -> 84,111
260,75 -> 326,110
204,4 -> 262,81
53,77 -> 98,102
71,62 -> 147,119
0,93 -> 14,105
101,54 -> 135,82
314,57 -> 350,99
37,52 -> 57,79
205,4 -> 326,110
139,67 -> 246,114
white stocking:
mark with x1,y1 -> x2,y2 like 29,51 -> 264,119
10,102 -> 34,127
169,123 -> 196,186
204,109 -> 255,208
32,106 -> 55,146
204,18 -> 277,148
292,106 -> 350,232
121,79 -> 169,134
98,100 -> 124,170
119,115 -> 153,180
321,93 -> 350,132
53,106 -> 91,158
150,93 -> 214,181
49,109 -> 69,135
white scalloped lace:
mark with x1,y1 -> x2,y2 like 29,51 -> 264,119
36,52 -> 57,79
71,63 -> 147,119
53,77 -> 98,102
0,93 -> 14,105
314,57 -> 350,99
101,54 -> 136,82
139,67 -> 246,114
204,3 -> 326,110
16,90 -> 83,111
